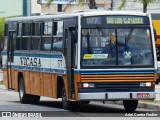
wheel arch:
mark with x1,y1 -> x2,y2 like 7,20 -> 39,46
17,72 -> 24,91
57,76 -> 65,98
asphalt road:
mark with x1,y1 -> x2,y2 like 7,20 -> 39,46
0,89 -> 159,120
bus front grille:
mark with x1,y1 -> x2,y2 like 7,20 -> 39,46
80,74 -> 154,82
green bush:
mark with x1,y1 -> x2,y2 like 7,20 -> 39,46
0,17 -> 5,41
0,80 -> 3,85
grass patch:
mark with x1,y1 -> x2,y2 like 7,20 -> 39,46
140,100 -> 160,103
0,81 -> 3,85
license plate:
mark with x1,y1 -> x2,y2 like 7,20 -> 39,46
137,93 -> 150,98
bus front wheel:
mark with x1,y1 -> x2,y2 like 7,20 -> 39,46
123,100 -> 138,112
29,95 -> 40,104
62,87 -> 71,110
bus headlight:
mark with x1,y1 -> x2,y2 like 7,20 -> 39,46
82,83 -> 95,88
140,82 -> 152,87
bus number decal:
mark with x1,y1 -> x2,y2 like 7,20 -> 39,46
20,57 -> 41,67
58,60 -> 62,68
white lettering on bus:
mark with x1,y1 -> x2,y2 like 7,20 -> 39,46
20,57 -> 41,67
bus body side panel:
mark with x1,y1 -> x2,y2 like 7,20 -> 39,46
74,74 -> 81,101
2,68 -> 9,89
41,73 -> 52,98
23,71 -> 31,94
1,52 -> 15,90
30,71 -> 41,96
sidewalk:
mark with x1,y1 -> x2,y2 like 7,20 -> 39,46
104,99 -> 160,111
0,84 -> 6,90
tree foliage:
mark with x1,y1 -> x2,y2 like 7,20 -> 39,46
0,17 -> 5,41
119,0 -> 160,13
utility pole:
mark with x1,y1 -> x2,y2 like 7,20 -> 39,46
23,0 -> 31,16
111,0 -> 113,10
27,0 -> 31,16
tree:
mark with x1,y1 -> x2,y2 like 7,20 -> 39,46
119,0 -> 160,13
87,0 -> 97,9
0,17 -> 5,41
46,0 -> 97,11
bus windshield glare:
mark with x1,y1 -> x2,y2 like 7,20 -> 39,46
81,28 -> 153,67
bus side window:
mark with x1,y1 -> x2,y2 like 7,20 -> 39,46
3,23 -> 8,51
41,37 -> 52,51
53,37 -> 63,51
32,22 -> 41,36
41,21 -> 53,51
22,23 -> 31,36
21,37 -> 31,50
16,23 -> 22,50
42,21 -> 53,35
31,37 -> 41,50
3,37 -> 8,51
53,21 -> 63,36
21,22 -> 31,50
31,22 -> 41,51
52,20 -> 63,52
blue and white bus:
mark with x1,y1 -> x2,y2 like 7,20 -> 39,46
2,10 -> 157,112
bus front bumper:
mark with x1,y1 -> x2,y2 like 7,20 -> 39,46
78,92 -> 156,101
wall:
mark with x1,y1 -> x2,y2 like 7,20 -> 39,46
31,0 -> 41,15
0,0 -> 23,17
40,0 -> 111,14
113,0 -> 160,13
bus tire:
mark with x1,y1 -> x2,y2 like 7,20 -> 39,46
80,101 -> 90,104
156,78 -> 160,84
18,76 -> 30,104
62,87 -> 71,110
123,100 -> 138,112
29,95 -> 40,104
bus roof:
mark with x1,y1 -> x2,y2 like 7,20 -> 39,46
5,10 -> 150,22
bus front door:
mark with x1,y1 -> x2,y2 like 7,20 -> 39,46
65,27 -> 77,99
7,31 -> 15,89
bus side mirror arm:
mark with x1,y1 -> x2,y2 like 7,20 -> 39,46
154,29 -> 157,41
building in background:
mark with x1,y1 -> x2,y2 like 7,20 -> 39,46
0,0 -> 23,17
23,0 -> 42,16
112,0 -> 160,13
0,0 -> 160,17
37,0 -> 160,14
37,0 -> 112,14
0,0 -> 41,17
31,0 -> 41,15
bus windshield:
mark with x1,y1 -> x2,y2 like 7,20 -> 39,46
81,27 -> 153,67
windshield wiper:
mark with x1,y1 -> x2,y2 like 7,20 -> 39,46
96,26 -> 113,55
125,28 -> 134,51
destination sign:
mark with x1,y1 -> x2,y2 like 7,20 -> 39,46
106,16 -> 144,24
81,15 -> 149,25
86,17 -> 101,24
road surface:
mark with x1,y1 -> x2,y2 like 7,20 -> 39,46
0,89 -> 159,120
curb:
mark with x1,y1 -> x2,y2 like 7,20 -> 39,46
138,102 -> 160,110
103,101 -> 160,111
